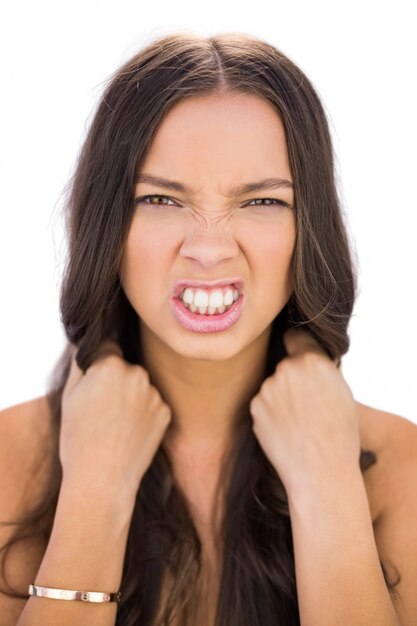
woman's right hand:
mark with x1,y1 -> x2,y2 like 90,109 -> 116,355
60,340 -> 172,506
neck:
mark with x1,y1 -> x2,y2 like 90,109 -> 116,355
139,323 -> 272,455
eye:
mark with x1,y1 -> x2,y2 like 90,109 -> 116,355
244,198 -> 292,209
134,194 -> 177,206
134,194 -> 293,209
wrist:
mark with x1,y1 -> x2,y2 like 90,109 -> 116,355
284,462 -> 365,511
59,474 -> 137,526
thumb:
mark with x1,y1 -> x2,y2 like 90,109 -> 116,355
283,327 -> 326,357
283,327 -> 339,366
63,344 -> 84,401
91,339 -> 124,363
63,339 -> 125,402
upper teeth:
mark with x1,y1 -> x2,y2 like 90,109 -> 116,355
180,286 -> 239,308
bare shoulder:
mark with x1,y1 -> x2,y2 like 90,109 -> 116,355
0,396 -> 53,500
356,400 -> 417,472
0,394 -> 53,439
356,399 -> 417,441
0,396 -> 54,624
356,400 -> 417,506
356,401 -> 417,622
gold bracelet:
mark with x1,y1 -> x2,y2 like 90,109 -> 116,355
28,584 -> 121,603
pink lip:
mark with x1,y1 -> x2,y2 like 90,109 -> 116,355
169,293 -> 244,333
172,277 -> 244,298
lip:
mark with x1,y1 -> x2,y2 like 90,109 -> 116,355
172,277 -> 245,298
169,292 -> 244,333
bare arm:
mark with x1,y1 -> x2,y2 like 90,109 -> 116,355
249,330 -> 405,624
16,481 -> 135,626
287,467 -> 400,626
3,342 -> 172,625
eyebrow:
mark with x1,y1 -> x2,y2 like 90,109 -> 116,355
136,173 -> 294,195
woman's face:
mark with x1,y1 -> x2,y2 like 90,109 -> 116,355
120,91 -> 296,361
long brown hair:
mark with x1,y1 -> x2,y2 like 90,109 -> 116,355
0,31 -> 400,624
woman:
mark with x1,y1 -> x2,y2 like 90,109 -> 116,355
0,31 -> 415,626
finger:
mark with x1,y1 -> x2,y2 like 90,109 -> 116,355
283,327 -> 327,358
64,344 -> 84,396
91,339 -> 124,363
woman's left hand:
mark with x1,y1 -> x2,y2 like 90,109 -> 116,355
249,327 -> 361,494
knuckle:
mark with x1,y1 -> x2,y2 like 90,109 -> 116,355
160,404 -> 169,415
308,349 -> 322,361
276,359 -> 292,377
97,353 -> 122,370
305,351 -> 328,369
103,353 -> 122,365
88,353 -> 122,377
161,406 -> 172,422
136,366 -> 150,384
148,387 -> 160,406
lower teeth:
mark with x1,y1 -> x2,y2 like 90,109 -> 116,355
183,302 -> 233,315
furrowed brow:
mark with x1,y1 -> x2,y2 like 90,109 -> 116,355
136,173 -> 294,195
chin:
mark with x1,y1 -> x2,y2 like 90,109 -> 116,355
170,337 -> 244,361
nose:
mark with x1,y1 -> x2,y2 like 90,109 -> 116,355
179,221 -> 239,269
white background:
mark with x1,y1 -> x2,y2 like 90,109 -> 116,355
0,1 -> 415,423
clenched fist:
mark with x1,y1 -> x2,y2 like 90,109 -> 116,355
60,340 -> 172,507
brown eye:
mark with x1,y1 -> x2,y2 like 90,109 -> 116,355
245,198 -> 292,208
134,194 -> 177,206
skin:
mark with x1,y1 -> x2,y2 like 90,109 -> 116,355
119,90 -> 297,478
1,90 -> 415,626
118,92 -> 399,623
251,328 -> 360,495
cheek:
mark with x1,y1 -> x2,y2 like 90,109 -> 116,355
121,220 -> 169,277
249,219 -> 295,267
120,231 -> 140,284
249,220 -> 296,299
120,223 -> 159,296
267,226 -> 295,260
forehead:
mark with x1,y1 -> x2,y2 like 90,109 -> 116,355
137,91 -> 292,196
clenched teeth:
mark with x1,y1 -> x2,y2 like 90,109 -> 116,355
179,285 -> 240,316
185,302 -> 233,315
